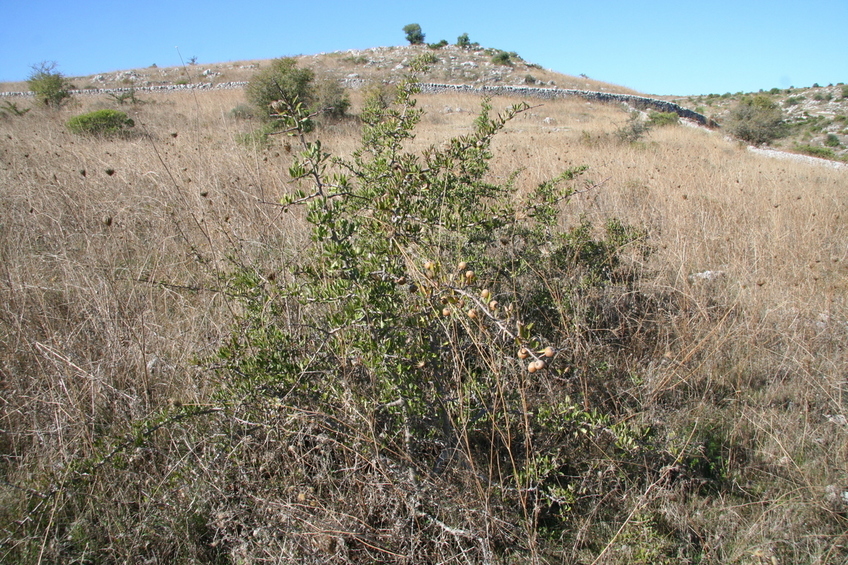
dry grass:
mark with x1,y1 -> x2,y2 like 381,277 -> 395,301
1,81 -> 846,563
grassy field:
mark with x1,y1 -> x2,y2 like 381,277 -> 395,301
1,72 -> 847,564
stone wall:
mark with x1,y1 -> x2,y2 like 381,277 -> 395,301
2,80 -> 714,127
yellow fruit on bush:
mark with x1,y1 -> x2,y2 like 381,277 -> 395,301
518,347 -> 529,359
442,307 -> 451,317
457,261 -> 468,271
527,362 -> 537,373
542,346 -> 555,358
480,289 -> 491,300
533,360 -> 546,371
467,308 -> 478,319
488,300 -> 498,311
464,270 -> 475,281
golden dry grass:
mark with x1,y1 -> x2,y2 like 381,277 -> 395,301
1,83 -> 846,563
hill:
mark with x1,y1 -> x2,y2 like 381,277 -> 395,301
1,47 -> 846,564
0,44 -> 636,94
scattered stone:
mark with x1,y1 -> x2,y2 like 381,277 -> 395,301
688,270 -> 726,282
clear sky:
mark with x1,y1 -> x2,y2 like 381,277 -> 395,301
1,0 -> 845,95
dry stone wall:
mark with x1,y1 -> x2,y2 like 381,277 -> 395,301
1,80 -> 713,126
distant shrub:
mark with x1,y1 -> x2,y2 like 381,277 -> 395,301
813,92 -> 832,102
403,23 -> 425,45
725,95 -> 786,145
647,111 -> 679,127
27,61 -> 72,109
842,86 -> 848,99
245,58 -> 348,141
769,87 -> 781,95
314,79 -> 350,120
246,58 -> 314,122
491,51 -> 513,66
343,55 -> 368,65
106,88 -> 145,105
795,144 -> 837,159
784,96 -> 805,107
824,133 -> 841,147
456,33 -> 471,47
427,39 -> 448,49
616,111 -> 651,143
67,109 -> 135,137
230,104 -> 256,120
0,101 -> 30,118
524,74 -> 537,84
416,52 -> 439,66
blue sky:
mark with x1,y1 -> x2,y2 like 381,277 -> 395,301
1,0 -> 845,95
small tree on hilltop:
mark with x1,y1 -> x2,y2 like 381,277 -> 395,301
403,23 -> 425,45
28,61 -> 72,109
456,33 -> 471,47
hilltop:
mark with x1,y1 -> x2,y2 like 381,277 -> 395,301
1,44 -> 636,94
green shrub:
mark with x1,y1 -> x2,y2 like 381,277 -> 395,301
491,50 -> 513,66
427,39 -> 448,49
342,54 -> 368,65
66,109 -> 135,137
246,57 -> 315,122
402,23 -> 425,45
647,111 -> 679,127
456,32 -> 471,47
106,88 -> 145,105
784,95 -> 805,106
212,64 -> 658,561
724,95 -> 786,145
824,133 -> 841,147
27,61 -> 72,109
229,103 -> 255,119
313,78 -> 350,120
525,74 -> 537,84
0,100 -> 30,118
795,144 -> 837,159
616,111 -> 651,143
245,58 -> 349,137
842,85 -> 848,99
416,52 -> 439,65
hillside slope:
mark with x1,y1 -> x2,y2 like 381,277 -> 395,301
0,48 -> 846,564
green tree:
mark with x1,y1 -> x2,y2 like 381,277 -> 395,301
403,23 -> 425,45
456,33 -> 471,47
28,61 -> 72,109
725,94 -> 786,145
